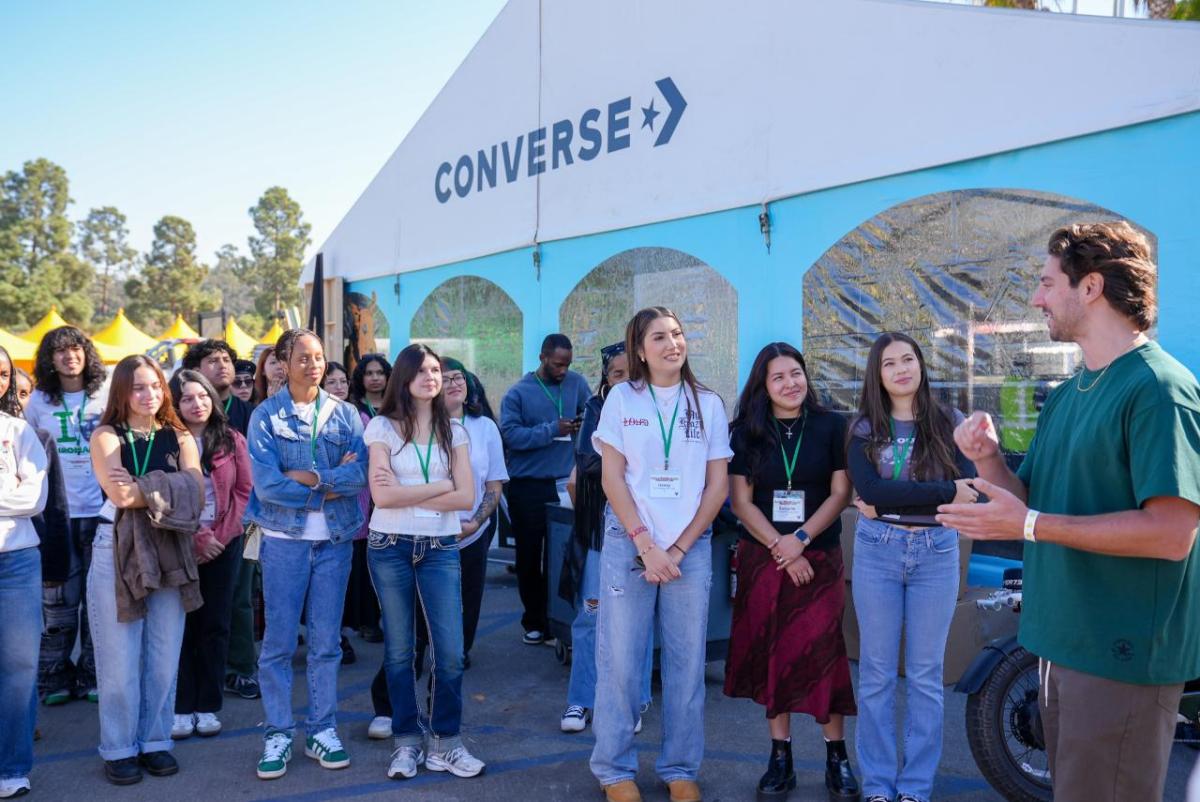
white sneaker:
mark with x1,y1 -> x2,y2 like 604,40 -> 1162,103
368,715 -> 392,740
560,705 -> 590,733
305,727 -> 350,769
195,712 -> 222,736
171,713 -> 195,740
0,777 -> 31,799
634,715 -> 643,734
257,732 -> 293,780
426,744 -> 486,778
387,744 -> 424,779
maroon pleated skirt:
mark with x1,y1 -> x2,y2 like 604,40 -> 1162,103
723,540 -> 857,721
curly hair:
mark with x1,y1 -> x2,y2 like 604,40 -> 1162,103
1048,221 -> 1157,331
181,339 -> 237,371
33,326 -> 107,405
351,353 -> 392,407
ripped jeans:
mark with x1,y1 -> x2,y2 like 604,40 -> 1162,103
590,510 -> 712,785
566,548 -> 653,710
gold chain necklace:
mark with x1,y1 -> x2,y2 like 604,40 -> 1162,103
1075,363 -> 1111,393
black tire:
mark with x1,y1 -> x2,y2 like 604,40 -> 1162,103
555,639 -> 570,666
964,647 -> 1053,802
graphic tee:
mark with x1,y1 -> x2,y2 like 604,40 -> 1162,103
456,414 -> 509,550
25,388 -> 108,518
592,381 -> 732,549
1016,342 -> 1200,684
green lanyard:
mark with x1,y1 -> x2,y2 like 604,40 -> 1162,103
413,431 -> 435,483
125,425 -> 157,477
223,396 -> 233,415
533,372 -> 563,418
647,384 -> 682,470
365,401 -> 378,418
308,394 -> 322,467
774,414 -> 806,491
889,417 -> 914,481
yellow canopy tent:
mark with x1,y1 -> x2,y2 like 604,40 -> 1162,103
160,314 -> 200,341
92,308 -> 159,361
0,327 -> 37,372
224,317 -> 260,359
260,320 -> 284,345
20,306 -> 70,344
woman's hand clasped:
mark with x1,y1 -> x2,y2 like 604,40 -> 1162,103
952,478 -> 979,505
640,545 -> 681,585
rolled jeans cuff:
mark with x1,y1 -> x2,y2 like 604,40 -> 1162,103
393,733 -> 424,749
424,733 -> 463,754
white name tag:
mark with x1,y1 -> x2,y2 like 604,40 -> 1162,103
414,507 -> 442,519
99,498 -> 117,522
772,490 -> 806,523
201,499 -> 217,523
648,472 -> 682,499
553,435 -> 572,442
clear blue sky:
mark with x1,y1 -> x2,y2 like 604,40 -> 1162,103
0,0 -> 1138,268
0,0 -> 506,263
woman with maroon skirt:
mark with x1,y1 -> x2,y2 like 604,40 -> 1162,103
725,342 -> 859,799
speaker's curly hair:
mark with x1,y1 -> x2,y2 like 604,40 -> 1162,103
1048,221 -> 1157,331
33,326 -> 108,405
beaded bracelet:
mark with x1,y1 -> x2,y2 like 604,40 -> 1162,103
638,542 -> 655,557
627,525 -> 649,540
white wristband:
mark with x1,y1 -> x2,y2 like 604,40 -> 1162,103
1023,509 -> 1039,543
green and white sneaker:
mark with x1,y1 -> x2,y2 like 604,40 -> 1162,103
305,728 -> 350,769
256,732 -> 293,780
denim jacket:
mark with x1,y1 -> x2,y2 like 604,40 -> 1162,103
245,389 -> 368,543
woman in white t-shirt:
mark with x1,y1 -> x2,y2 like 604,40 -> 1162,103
364,344 -> 483,782
589,306 -> 732,802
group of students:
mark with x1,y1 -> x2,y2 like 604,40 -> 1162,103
1,221 -> 1198,802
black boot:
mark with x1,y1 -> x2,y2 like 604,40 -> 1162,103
824,739 -> 860,799
757,739 -> 796,797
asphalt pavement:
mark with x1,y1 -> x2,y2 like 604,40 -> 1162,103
29,554 -> 1197,801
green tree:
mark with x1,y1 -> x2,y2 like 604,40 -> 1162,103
244,187 -> 311,316
202,243 -> 255,315
77,206 -> 137,322
125,215 -> 216,330
0,158 -> 94,327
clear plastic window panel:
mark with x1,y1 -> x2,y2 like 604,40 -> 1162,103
410,276 -> 524,407
560,247 -> 739,412
801,189 -> 1155,454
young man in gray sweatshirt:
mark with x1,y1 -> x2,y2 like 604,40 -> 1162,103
500,333 -> 590,644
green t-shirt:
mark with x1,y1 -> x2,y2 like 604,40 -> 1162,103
1016,342 -> 1200,684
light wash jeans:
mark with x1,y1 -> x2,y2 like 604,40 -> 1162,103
368,532 -> 465,751
0,547 -> 41,780
567,548 -> 653,710
590,510 -> 712,786
87,524 -> 186,761
852,516 -> 960,802
258,535 -> 352,739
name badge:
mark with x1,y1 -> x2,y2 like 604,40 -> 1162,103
414,507 -> 442,519
649,472 -> 682,499
99,498 -> 117,522
772,490 -> 806,523
201,499 -> 217,523
553,435 -> 572,442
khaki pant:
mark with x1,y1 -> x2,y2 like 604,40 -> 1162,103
1040,659 -> 1183,802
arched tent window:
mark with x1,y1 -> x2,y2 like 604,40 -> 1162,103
560,247 -> 738,409
802,188 -> 1155,452
410,276 -> 523,407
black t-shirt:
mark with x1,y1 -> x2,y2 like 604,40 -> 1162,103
223,395 -> 252,437
728,409 -> 848,551
114,424 -> 181,476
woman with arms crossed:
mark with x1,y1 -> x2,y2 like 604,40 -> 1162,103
589,307 -> 732,802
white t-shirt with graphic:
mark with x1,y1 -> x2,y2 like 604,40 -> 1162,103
592,381 -> 732,549
24,388 -> 108,518
364,416 -> 469,537
456,414 -> 509,550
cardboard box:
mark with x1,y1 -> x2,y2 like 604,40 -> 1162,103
838,508 -> 973,600
842,585 -> 1019,686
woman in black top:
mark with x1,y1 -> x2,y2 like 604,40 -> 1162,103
88,355 -> 201,786
725,342 -> 859,799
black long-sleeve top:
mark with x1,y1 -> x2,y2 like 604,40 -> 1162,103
558,393 -> 606,603
33,429 -> 72,583
846,412 -> 975,519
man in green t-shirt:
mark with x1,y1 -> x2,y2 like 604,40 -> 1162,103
937,221 -> 1200,802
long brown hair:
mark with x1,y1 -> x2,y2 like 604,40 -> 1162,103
100,355 -> 185,431
253,346 -> 276,404
625,306 -> 711,433
732,342 -> 825,484
379,343 -> 455,470
852,332 -> 959,481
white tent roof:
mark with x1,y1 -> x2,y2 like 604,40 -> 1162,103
307,0 -> 1200,283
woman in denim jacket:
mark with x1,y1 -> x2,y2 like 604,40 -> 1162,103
244,329 -> 367,781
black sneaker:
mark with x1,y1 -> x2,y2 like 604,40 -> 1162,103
341,636 -> 357,665
104,757 -> 143,786
224,674 -> 261,700
522,630 -> 546,645
138,751 -> 178,777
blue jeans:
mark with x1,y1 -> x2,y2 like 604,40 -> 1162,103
368,532 -> 465,751
258,536 -> 352,739
0,547 -> 41,780
87,526 -> 186,760
852,516 -> 960,802
590,512 -> 712,786
567,548 -> 653,710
